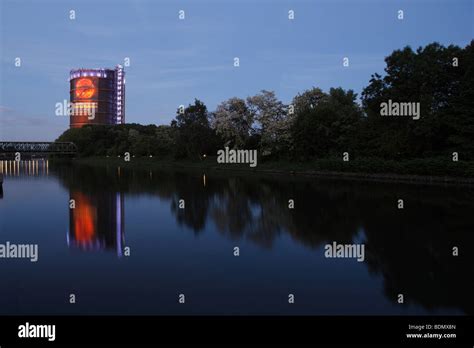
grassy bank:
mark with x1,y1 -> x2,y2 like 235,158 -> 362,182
63,156 -> 474,185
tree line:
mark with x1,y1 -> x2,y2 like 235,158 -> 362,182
57,41 -> 474,162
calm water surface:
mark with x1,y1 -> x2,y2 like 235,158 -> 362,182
0,160 -> 472,315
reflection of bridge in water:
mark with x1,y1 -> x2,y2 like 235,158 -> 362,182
0,159 -> 49,177
0,142 -> 77,158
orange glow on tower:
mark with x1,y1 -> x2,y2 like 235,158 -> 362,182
74,78 -> 96,99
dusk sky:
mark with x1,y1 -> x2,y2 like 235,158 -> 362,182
0,0 -> 472,141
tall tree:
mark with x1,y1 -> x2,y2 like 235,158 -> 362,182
292,87 -> 326,114
211,97 -> 254,148
173,99 -> 217,159
362,42 -> 471,158
246,90 -> 291,156
291,88 -> 363,160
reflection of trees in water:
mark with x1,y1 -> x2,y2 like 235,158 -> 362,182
208,178 -> 364,249
361,192 -> 474,315
170,172 -> 211,234
51,162 -> 474,314
211,178 -> 289,248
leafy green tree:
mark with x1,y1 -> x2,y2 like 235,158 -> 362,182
439,41 -> 474,159
291,88 -> 363,159
292,87 -> 326,114
246,90 -> 291,156
173,99 -> 219,159
362,41 -> 472,159
57,124 -> 177,157
211,97 -> 254,148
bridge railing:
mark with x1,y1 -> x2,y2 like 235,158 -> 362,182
0,142 -> 78,154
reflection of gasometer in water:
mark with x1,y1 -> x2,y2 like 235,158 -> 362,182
68,190 -> 125,257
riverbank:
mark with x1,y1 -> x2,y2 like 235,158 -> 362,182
62,156 -> 474,185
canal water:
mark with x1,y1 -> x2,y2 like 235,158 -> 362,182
0,160 -> 472,315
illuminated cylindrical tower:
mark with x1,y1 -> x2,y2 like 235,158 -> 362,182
69,65 -> 125,128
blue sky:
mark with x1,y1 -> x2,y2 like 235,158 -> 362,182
0,0 -> 472,141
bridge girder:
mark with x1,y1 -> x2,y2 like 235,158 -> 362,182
0,142 -> 78,154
